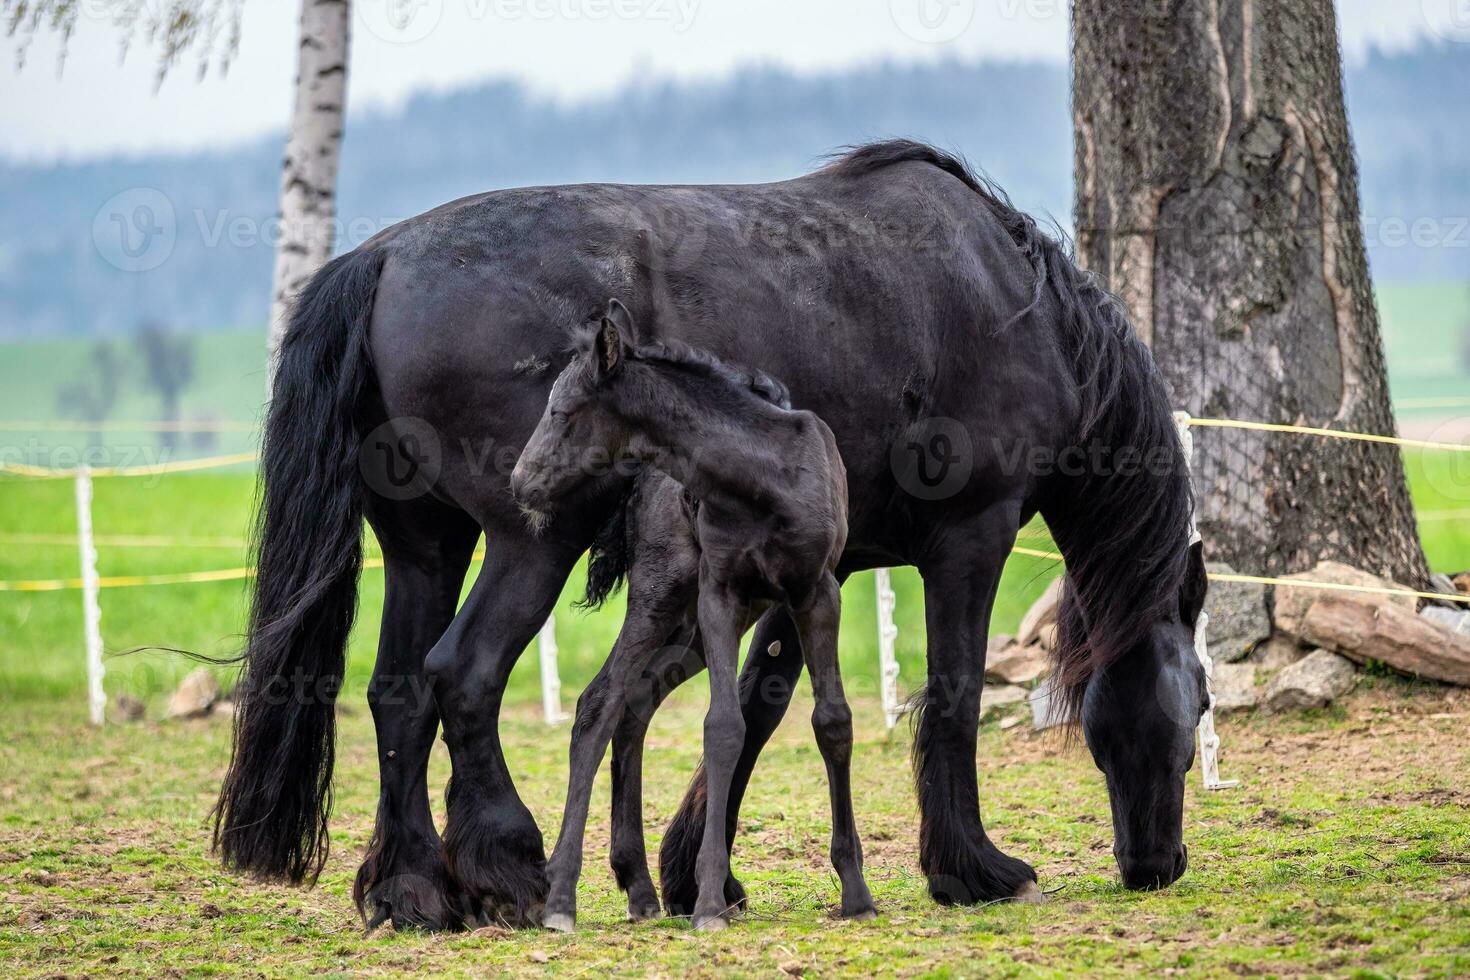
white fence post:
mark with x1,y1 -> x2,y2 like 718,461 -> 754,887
75,466 -> 106,727
538,613 -> 568,725
1174,411 -> 1238,790
875,568 -> 902,729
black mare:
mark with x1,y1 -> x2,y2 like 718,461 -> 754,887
213,140 -> 1210,931
509,311 -> 873,930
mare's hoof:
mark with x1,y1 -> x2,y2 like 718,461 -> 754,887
844,907 -> 878,922
692,914 -> 730,932
628,902 -> 662,923
1012,880 -> 1045,904
542,912 -> 575,933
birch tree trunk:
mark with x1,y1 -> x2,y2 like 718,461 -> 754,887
267,0 -> 350,379
1072,0 -> 1429,586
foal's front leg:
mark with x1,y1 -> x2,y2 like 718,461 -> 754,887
690,579 -> 747,931
544,604 -> 675,932
795,574 -> 876,920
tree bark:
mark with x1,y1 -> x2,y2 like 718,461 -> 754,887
267,0 -> 350,380
1072,0 -> 1429,586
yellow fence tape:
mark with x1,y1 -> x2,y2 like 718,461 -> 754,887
1186,417 -> 1470,452
0,420 -> 257,433
0,451 -> 259,479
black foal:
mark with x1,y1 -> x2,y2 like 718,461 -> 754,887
510,302 -> 875,932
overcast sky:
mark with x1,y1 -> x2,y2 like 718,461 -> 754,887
0,0 -> 1455,161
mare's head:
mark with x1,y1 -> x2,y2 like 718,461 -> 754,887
510,301 -> 635,517
1062,540 -> 1209,891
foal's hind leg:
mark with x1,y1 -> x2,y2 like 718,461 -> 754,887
914,503 -> 1039,906
658,607 -> 802,917
356,496 -> 479,932
794,574 -> 876,920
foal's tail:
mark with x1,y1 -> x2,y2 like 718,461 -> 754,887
213,247 -> 385,885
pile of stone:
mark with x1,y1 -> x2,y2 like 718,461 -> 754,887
987,560 -> 1470,726
1200,560 -> 1470,714
983,579 -> 1064,728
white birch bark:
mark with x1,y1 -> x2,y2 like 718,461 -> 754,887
267,0 -> 350,380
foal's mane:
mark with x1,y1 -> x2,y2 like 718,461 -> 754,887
574,326 -> 794,610
571,324 -> 792,410
829,140 -> 1197,724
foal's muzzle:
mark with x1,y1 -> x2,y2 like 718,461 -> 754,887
1117,843 -> 1188,891
509,464 -> 548,509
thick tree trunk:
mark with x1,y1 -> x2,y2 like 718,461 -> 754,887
267,0 -> 349,379
1072,0 -> 1429,585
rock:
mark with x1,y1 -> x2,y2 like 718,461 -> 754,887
1428,573 -> 1462,606
1250,634 -> 1310,671
981,684 -> 1028,717
986,644 -> 1051,686
1298,595 -> 1470,686
1421,605 -> 1470,637
166,668 -> 220,720
1204,562 -> 1272,662
1016,577 -> 1064,647
1210,663 -> 1259,713
212,699 -> 236,721
1037,623 -> 1060,653
112,694 -> 145,722
1273,561 -> 1417,638
1027,675 -> 1067,731
986,633 -> 1014,654
1453,572 -> 1470,594
1264,650 -> 1357,712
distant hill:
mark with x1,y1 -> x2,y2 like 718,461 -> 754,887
1,43 -> 1466,339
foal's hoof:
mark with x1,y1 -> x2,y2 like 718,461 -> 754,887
542,912 -> 576,933
692,914 -> 730,932
1012,880 -> 1046,905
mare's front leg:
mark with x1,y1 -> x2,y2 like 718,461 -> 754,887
794,573 -> 876,920
427,529 -> 581,927
914,502 -> 1040,906
689,576 -> 748,931
544,600 -> 686,932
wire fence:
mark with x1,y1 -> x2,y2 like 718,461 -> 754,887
2,413 -> 1466,741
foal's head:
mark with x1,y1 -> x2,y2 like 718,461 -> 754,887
510,302 -> 638,516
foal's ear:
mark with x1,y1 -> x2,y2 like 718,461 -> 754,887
1178,540 -> 1207,627
595,303 -> 629,380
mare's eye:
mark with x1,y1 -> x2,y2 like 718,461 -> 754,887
551,411 -> 569,427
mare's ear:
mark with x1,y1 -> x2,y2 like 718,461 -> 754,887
1178,540 -> 1207,627
595,300 -> 631,380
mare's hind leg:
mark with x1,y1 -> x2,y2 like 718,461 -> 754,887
914,503 -> 1039,906
356,495 -> 479,932
427,528 -> 583,927
658,608 -> 803,917
607,626 -> 703,921
794,574 -> 876,920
